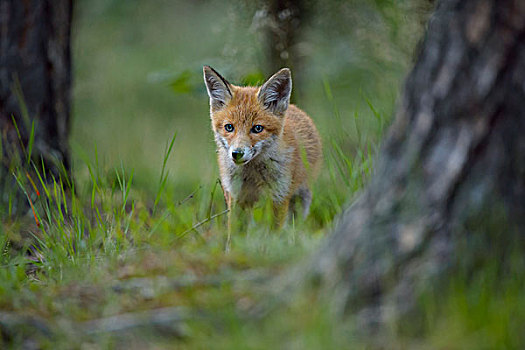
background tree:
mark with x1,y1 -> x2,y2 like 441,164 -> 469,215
261,0 -> 310,100
301,0 -> 525,328
0,0 -> 72,214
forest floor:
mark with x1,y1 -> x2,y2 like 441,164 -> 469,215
1,125 -> 374,348
2,103 -> 522,349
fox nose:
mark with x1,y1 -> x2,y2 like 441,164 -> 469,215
232,149 -> 244,161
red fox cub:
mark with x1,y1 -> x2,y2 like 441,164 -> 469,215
203,66 -> 322,228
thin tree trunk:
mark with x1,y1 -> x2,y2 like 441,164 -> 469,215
264,0 -> 308,100
305,0 -> 525,328
0,0 -> 72,214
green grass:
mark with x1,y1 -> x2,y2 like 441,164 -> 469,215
0,115 -> 377,348
4,93 -> 524,349
0,77 -> 381,347
2,0 -> 524,348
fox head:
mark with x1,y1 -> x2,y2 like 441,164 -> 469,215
203,66 -> 292,165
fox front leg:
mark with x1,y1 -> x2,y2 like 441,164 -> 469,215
224,192 -> 247,251
272,196 -> 291,229
223,190 -> 233,252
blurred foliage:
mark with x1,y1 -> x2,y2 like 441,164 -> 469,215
71,0 -> 432,194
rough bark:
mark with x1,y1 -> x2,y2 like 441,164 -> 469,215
0,0 -> 72,214
307,0 -> 525,327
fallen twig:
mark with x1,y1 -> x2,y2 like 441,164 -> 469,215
112,269 -> 268,297
81,306 -> 190,338
0,311 -> 53,338
178,209 -> 229,239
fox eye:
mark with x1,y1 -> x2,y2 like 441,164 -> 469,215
224,124 -> 234,132
251,125 -> 264,133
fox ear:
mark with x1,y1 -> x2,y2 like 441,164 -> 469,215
203,66 -> 232,111
258,68 -> 292,116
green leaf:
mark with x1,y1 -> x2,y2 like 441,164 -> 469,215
169,70 -> 193,94
242,71 -> 265,86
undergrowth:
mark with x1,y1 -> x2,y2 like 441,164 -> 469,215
2,80 -> 525,350
2,85 -> 524,348
0,85 -> 382,348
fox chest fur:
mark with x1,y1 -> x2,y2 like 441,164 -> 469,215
217,133 -> 294,207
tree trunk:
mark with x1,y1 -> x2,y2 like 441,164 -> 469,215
0,0 -> 72,214
264,0 -> 308,100
306,0 -> 525,328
